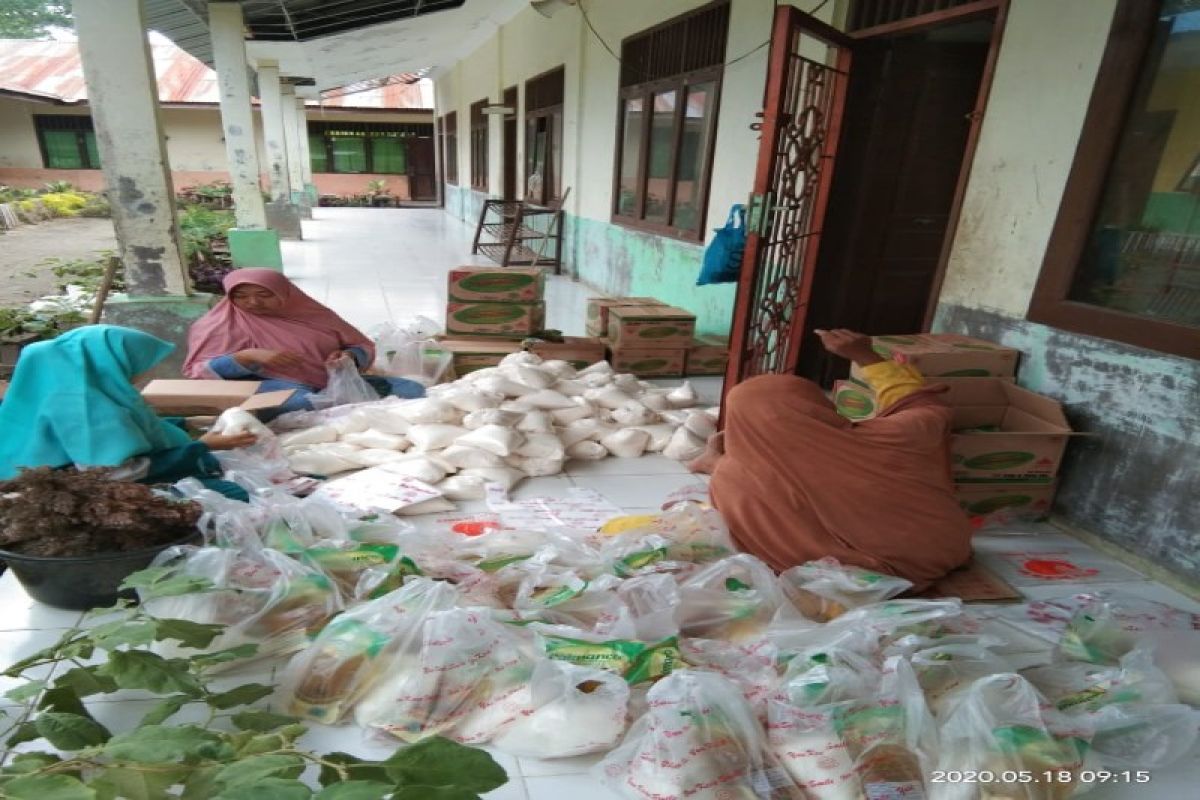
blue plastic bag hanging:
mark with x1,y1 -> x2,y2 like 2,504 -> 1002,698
696,204 -> 746,286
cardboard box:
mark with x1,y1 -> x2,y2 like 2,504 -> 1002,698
445,301 -> 545,338
606,345 -> 686,378
608,305 -> 697,348
954,481 -> 1058,521
686,335 -> 729,376
948,379 -> 1073,480
834,375 -> 1016,421
524,336 -> 607,370
141,380 -> 296,415
863,333 -> 1020,377
447,266 -> 545,303
585,296 -> 663,338
438,337 -> 524,375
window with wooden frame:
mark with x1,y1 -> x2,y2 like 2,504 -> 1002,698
35,115 -> 100,169
525,66 -> 564,206
612,1 -> 728,240
306,121 -> 426,175
469,100 -> 488,191
1029,0 -> 1200,359
443,111 -> 459,184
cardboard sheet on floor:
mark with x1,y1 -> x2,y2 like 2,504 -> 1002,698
980,549 -> 1147,587
920,559 -> 1022,602
485,484 -> 624,531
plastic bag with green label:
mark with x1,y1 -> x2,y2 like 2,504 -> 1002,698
932,673 -> 1091,800
779,557 -> 913,623
280,577 -> 459,723
540,628 -> 682,685
598,670 -> 802,800
676,554 -> 785,642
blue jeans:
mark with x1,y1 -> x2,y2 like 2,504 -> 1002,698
254,376 -> 426,421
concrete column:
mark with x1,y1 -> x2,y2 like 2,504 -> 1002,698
210,1 -> 282,268
74,0 -> 189,296
295,97 -> 319,206
256,61 -> 302,239
281,85 -> 312,219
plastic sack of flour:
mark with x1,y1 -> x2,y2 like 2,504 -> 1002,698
439,444 -> 506,469
597,670 -> 799,800
601,428 -> 650,458
516,410 -> 555,433
565,440 -> 607,461
280,578 -> 458,723
407,424 -> 469,451
662,425 -> 706,461
309,360 -> 380,410
355,607 -> 536,744
279,425 -> 339,448
463,408 -> 524,429
491,660 -> 630,758
340,429 -> 409,451
396,398 -> 461,425
517,432 -> 566,460
288,444 -> 362,476
457,424 -> 524,457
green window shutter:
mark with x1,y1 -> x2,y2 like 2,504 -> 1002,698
84,131 -> 101,168
43,129 -> 83,168
309,134 -> 328,173
371,136 -> 406,174
330,135 -> 367,173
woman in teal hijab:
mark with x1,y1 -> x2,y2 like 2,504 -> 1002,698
0,325 -> 255,499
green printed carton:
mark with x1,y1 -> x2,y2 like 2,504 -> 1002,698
954,481 -> 1058,521
448,266 -> 545,303
445,301 -> 546,338
607,304 -> 696,348
853,333 -> 1020,378
948,379 -> 1074,481
585,296 -> 663,338
685,335 -> 730,376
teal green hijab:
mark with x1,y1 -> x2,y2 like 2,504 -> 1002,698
0,325 -> 193,479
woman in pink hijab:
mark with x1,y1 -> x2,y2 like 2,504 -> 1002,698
184,269 -> 423,415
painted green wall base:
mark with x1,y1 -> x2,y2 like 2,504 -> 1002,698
101,293 -> 216,379
304,183 -> 319,205
228,228 -> 283,270
440,184 -> 736,336
934,302 -> 1200,585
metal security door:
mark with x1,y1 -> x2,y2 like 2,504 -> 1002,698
723,7 -> 853,395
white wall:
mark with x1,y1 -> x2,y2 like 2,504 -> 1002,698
937,0 -> 1120,317
0,99 -> 89,167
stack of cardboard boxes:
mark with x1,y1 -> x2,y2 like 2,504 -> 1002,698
586,297 -> 693,378
833,333 -> 1073,524
440,267 -> 546,376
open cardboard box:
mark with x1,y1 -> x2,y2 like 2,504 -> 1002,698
141,380 -> 296,415
948,379 -> 1073,480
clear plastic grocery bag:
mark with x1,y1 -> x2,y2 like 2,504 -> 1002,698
597,670 -> 802,800
279,578 -> 459,723
372,317 -> 452,385
354,607 -> 536,744
492,660 -> 631,758
676,554 -> 786,642
309,359 -> 380,410
778,557 -> 913,623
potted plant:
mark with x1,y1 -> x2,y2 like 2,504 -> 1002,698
0,568 -> 510,800
365,179 -> 394,208
0,468 -> 206,610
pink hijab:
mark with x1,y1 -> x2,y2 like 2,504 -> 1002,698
183,269 -> 374,388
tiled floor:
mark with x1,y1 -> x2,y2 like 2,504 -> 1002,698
2,209 -> 1196,799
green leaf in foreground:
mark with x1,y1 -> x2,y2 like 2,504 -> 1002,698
102,725 -> 228,763
154,618 -> 225,649
54,667 -> 119,698
119,568 -> 213,599
383,736 -> 507,794
139,694 -> 192,726
230,710 -> 301,732
214,754 -> 305,788
316,753 -> 390,787
191,643 -> 259,669
34,712 -> 111,750
3,679 -> 46,703
98,650 -> 202,695
206,683 -> 274,710
89,766 -> 189,800
315,782 -> 395,800
391,788 -> 479,800
0,773 -> 96,800
89,620 -> 158,650
214,777 -> 312,800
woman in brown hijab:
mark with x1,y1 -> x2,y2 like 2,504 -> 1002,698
692,329 -> 972,591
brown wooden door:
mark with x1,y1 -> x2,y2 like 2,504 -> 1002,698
798,22 -> 992,384
407,136 -> 436,200
723,6 -> 854,398
503,86 -> 518,201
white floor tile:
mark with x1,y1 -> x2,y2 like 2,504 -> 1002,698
975,546 -> 1149,588
565,455 -> 690,478
0,574 -> 86,630
1016,578 -> 1200,612
567,474 -> 708,511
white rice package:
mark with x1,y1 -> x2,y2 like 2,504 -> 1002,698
437,475 -> 489,501
540,360 -> 577,379
396,398 -> 461,425
462,408 -> 524,430
639,392 -> 671,411
492,660 -> 630,758
565,440 -> 608,461
407,424 -> 469,451
667,381 -> 699,408
663,426 -> 706,461
508,455 -> 565,477
559,418 -> 605,447
517,432 -> 567,460
585,386 -> 635,410
500,351 -> 542,369
517,411 -> 555,433
457,424 -> 525,457
613,374 -> 643,394
500,399 -> 536,413
522,389 -> 576,410
328,413 -> 371,436
631,424 -> 676,452
349,406 -> 411,435
550,398 -> 595,424
601,429 -> 650,459
611,401 -> 659,427
443,388 -> 504,413
684,409 -> 717,439
461,465 -> 526,491
579,361 -> 614,377
377,456 -> 448,486
475,375 -> 535,398
340,429 -> 409,451
279,425 -> 339,448
212,407 -> 274,438
288,447 -> 360,476
440,444 -> 506,469
582,372 -> 614,388
345,448 -> 409,467
395,497 -> 457,516
512,364 -> 556,389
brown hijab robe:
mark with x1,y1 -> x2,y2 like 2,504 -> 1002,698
709,374 -> 972,590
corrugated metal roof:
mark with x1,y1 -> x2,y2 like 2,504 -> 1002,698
0,38 -> 430,109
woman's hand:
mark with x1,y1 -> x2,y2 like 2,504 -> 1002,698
234,348 -> 307,371
814,329 -> 885,366
200,431 -> 259,451
325,351 -> 352,367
